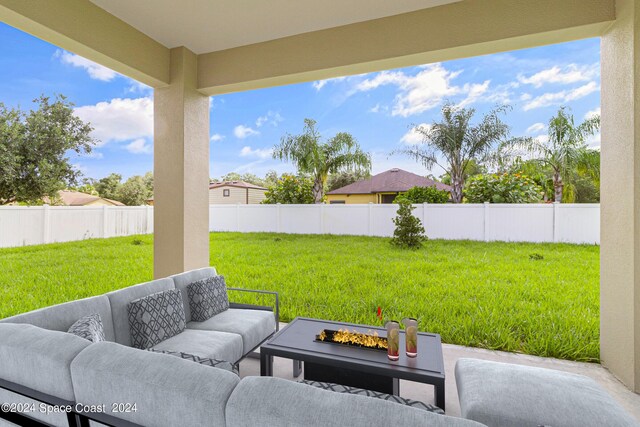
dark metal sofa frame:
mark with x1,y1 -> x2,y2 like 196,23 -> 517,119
0,288 -> 279,427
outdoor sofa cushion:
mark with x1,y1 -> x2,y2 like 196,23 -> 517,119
0,323 -> 90,401
67,313 -> 105,343
187,275 -> 229,321
169,267 -> 217,322
71,341 -> 239,427
300,379 -> 444,414
226,376 -> 486,427
187,308 -> 275,355
127,288 -> 186,349
106,277 -> 174,346
455,358 -> 640,427
150,328 -> 244,363
148,349 -> 239,375
0,294 -> 116,342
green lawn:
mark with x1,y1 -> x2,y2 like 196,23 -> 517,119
0,233 -> 599,362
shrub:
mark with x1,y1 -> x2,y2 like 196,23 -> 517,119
465,173 -> 543,203
391,200 -> 426,249
394,186 -> 450,204
262,174 -> 315,204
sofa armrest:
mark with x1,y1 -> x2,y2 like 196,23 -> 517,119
227,288 -> 279,331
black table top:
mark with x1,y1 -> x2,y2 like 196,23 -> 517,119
262,317 -> 445,380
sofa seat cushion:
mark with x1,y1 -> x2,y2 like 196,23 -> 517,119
455,358 -> 639,427
71,341 -> 239,427
187,308 -> 275,355
150,329 -> 243,363
299,380 -> 444,414
148,349 -> 239,376
226,376 -> 486,427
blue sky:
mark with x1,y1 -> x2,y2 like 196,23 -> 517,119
0,22 -> 601,180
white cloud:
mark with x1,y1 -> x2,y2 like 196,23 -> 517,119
56,50 -> 119,82
126,79 -> 152,95
456,80 -> 491,108
80,151 -> 104,159
210,133 -> 225,142
535,134 -> 550,144
255,111 -> 283,127
312,76 -> 347,91
587,133 -> 601,149
125,138 -> 152,154
518,63 -> 598,88
369,104 -> 381,113
520,93 -> 532,101
585,107 -> 601,120
523,82 -> 599,111
239,146 -> 273,159
74,97 -> 153,146
526,123 -> 546,134
234,125 -> 260,139
400,124 -> 430,146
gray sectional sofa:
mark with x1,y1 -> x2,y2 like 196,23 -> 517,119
1,267 -> 637,427
0,268 -> 482,427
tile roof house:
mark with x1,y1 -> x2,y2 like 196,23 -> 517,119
209,180 -> 267,204
45,190 -> 124,206
326,168 -> 451,204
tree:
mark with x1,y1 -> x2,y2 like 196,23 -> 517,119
327,170 -> 370,192
465,173 -> 544,203
142,171 -> 153,197
0,95 -> 95,205
263,170 -> 279,188
117,175 -> 151,206
212,172 -> 267,187
262,174 -> 314,204
394,186 -> 450,204
95,173 -> 123,201
273,118 -> 371,203
390,200 -> 426,249
397,104 -> 518,204
520,107 -> 599,203
439,159 -> 485,185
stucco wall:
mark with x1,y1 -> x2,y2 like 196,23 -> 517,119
326,194 -> 376,204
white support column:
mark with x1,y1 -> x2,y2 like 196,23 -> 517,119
42,204 -> 51,244
276,203 -> 281,233
236,203 -> 241,232
601,0 -> 640,392
154,47 -> 210,278
483,202 -> 489,242
320,203 -> 325,234
368,203 -> 374,236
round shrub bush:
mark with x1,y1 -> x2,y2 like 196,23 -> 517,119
465,173 -> 543,203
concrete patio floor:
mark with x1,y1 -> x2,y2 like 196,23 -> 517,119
239,329 -> 640,421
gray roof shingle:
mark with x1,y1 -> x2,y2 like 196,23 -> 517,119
327,169 -> 451,194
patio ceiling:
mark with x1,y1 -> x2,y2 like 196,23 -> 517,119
88,0 -> 461,54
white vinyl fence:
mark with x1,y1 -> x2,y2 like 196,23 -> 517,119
210,203 -> 599,244
0,203 -> 599,248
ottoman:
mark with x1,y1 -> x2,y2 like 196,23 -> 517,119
455,358 -> 639,427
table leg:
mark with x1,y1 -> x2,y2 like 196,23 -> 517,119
293,359 -> 302,378
260,352 -> 273,376
434,381 -> 445,410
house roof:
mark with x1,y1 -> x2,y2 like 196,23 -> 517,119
47,190 -> 125,206
209,180 -> 267,191
327,168 -> 451,195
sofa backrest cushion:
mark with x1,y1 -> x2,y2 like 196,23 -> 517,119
106,278 -> 175,347
226,377 -> 487,427
0,295 -> 116,342
71,341 -> 240,427
0,323 -> 91,402
128,289 -> 186,349
169,267 -> 217,322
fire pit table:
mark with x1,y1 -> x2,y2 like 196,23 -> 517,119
260,317 -> 446,410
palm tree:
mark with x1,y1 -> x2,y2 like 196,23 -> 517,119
273,119 -> 371,203
398,104 -> 516,203
522,107 -> 599,203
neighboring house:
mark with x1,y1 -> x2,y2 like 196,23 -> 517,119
209,181 -> 267,204
326,168 -> 451,204
45,190 -> 124,206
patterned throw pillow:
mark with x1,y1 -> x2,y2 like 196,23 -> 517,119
67,313 -> 106,343
299,380 -> 444,414
128,289 -> 186,349
147,349 -> 239,376
187,275 -> 229,322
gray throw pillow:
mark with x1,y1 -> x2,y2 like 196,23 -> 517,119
128,289 -> 186,349
187,275 -> 229,322
147,349 -> 239,376
67,313 -> 105,343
